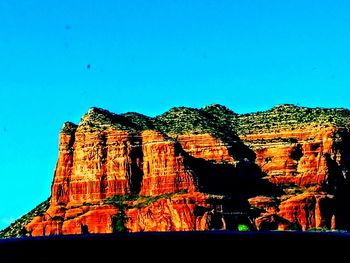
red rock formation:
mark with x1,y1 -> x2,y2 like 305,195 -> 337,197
239,127 -> 346,230
26,204 -> 118,236
52,129 -> 134,207
27,120 -> 200,236
23,107 -> 350,236
26,193 -> 214,236
52,124 -> 198,206
140,130 -> 197,196
50,129 -> 75,205
278,193 -> 335,230
241,127 -> 336,187
177,134 -> 234,163
126,193 -> 211,232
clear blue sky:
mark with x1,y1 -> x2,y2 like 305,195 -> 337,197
1,0 -> 350,229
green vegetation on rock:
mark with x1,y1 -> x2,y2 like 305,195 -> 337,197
154,106 -> 214,135
71,103 -> 350,138
153,104 -> 239,143
122,112 -> 154,130
61,121 -> 78,135
154,103 -> 350,137
237,104 -> 350,135
0,198 -> 50,238
78,107 -> 149,132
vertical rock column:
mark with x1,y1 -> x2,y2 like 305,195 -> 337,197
68,129 -> 137,204
104,131 -> 143,197
51,122 -> 77,205
140,130 -> 197,196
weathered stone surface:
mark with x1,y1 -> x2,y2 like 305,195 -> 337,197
278,193 -> 335,230
241,127 -> 336,187
177,134 -> 234,163
20,105 -> 350,237
25,194 -> 214,235
126,193 -> 211,232
140,130 -> 197,196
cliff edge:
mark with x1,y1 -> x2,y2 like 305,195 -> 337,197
2,104 -> 350,237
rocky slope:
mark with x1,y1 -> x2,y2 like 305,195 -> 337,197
2,103 -> 350,237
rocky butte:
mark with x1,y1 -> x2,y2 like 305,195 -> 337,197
2,103 -> 350,237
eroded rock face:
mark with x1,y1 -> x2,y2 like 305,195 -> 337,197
51,129 -> 75,205
126,193 -> 211,232
26,193 -> 215,235
52,129 -> 136,206
241,127 -> 336,187
177,134 -> 234,163
240,127 -> 350,231
22,106 -> 350,236
140,131 -> 197,196
52,127 -> 197,207
278,193 -> 335,230
27,119 -> 203,235
26,205 -> 118,236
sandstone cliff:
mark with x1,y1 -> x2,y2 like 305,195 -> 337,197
2,104 -> 350,237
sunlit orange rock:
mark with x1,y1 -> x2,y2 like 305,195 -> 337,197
126,193 -> 211,232
278,193 -> 335,230
24,107 -> 350,236
241,127 -> 336,187
140,130 -> 197,196
177,134 -> 234,163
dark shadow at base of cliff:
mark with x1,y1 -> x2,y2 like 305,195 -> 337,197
0,231 -> 348,262
324,153 -> 350,231
186,155 -> 279,196
177,141 -> 283,226
180,146 -> 282,200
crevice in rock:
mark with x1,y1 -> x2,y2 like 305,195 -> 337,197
290,144 -> 303,161
129,134 -> 144,194
99,134 -> 108,199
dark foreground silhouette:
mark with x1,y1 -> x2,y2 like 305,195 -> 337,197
0,231 -> 349,262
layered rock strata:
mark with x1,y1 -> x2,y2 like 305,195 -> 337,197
16,104 -> 350,236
